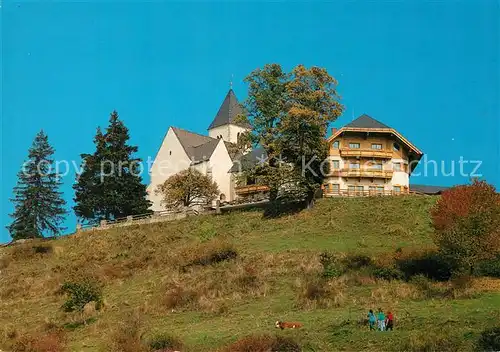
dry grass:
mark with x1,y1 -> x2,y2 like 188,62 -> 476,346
9,331 -> 65,352
296,276 -> 347,309
1,197 -> 498,351
218,334 -> 300,352
109,311 -> 147,352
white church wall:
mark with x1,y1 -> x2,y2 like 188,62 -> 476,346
147,128 -> 191,211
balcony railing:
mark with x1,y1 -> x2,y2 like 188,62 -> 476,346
323,188 -> 410,197
330,168 -> 394,178
340,148 -> 393,159
235,184 -> 270,195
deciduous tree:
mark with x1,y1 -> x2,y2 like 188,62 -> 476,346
241,64 -> 343,207
7,130 -> 66,239
156,169 -> 219,209
431,179 -> 500,274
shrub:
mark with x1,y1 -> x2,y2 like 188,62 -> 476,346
475,255 -> 500,278
319,252 -> 342,278
372,266 -> 403,281
109,311 -> 146,352
183,241 -> 238,270
148,332 -> 183,351
410,274 -> 445,299
342,254 -> 372,270
271,336 -> 301,352
220,334 -> 300,352
60,279 -> 103,312
11,331 -> 65,352
162,285 -> 198,310
476,326 -> 500,352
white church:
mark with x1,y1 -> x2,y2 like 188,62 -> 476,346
146,89 -> 258,211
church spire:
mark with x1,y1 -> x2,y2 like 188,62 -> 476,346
208,88 -> 249,130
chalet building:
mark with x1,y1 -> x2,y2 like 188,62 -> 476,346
147,89 -> 250,211
324,114 -> 423,196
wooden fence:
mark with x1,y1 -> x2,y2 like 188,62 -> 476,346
77,208 -> 202,232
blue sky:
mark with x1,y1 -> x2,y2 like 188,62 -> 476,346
1,1 -> 499,243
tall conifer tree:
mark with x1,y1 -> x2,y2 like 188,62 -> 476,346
7,130 -> 66,239
73,111 -> 151,223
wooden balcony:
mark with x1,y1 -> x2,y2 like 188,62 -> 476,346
323,188 -> 409,197
235,184 -> 270,195
330,168 -> 394,179
340,148 -> 393,159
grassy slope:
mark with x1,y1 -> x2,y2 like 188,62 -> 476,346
1,196 -> 499,351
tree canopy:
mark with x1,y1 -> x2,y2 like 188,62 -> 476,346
431,179 -> 500,275
156,169 -> 219,209
240,64 -> 344,206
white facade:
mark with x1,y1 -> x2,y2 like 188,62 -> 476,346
324,157 -> 411,193
147,90 -> 250,211
208,123 -> 248,144
147,128 -> 191,211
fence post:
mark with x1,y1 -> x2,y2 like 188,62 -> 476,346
76,223 -> 82,232
100,220 -> 107,228
127,215 -> 133,223
215,200 -> 221,214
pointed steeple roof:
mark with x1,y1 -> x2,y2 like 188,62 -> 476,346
345,114 -> 391,129
208,89 -> 249,130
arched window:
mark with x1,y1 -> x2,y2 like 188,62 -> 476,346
332,141 -> 339,149
393,143 -> 400,151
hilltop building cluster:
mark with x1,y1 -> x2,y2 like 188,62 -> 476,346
147,89 -> 425,211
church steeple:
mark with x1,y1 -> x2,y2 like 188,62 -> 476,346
208,89 -> 249,130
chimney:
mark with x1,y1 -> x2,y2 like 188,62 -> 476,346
331,128 -> 337,135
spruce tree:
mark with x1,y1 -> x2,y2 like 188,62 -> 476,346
7,130 -> 67,240
73,110 -> 151,223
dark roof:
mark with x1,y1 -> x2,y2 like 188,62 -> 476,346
208,89 -> 250,130
229,147 -> 267,173
345,114 -> 391,129
410,184 -> 449,195
172,127 -> 220,164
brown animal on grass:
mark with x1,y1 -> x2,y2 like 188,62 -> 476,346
275,320 -> 303,329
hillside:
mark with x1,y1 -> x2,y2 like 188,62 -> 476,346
1,196 -> 499,351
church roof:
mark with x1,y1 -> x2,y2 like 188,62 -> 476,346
208,89 -> 250,130
345,114 -> 391,129
172,127 -> 220,164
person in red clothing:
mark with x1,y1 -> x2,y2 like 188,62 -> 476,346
386,311 -> 394,331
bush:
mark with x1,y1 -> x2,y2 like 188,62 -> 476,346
60,279 -> 103,312
109,311 -> 146,352
476,326 -> 500,352
148,332 -> 183,351
342,254 -> 372,270
271,336 -> 301,352
220,334 -> 300,352
372,266 -> 403,281
162,285 -> 198,310
475,255 -> 500,278
183,241 -> 238,270
319,252 -> 342,278
11,331 -> 65,352
10,243 -> 53,261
